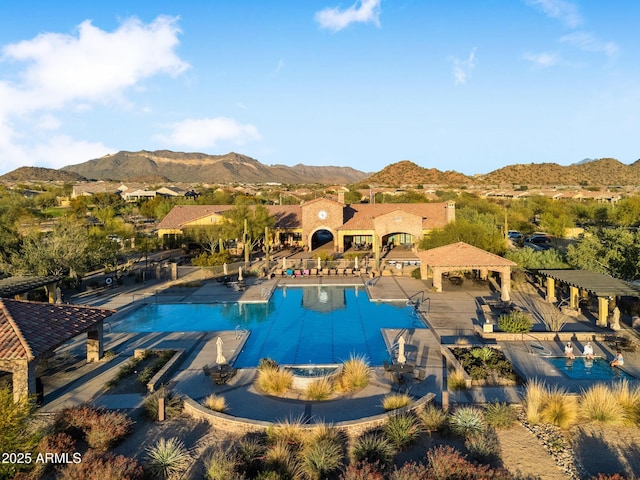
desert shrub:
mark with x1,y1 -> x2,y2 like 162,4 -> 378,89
470,346 -> 496,362
497,310 -> 532,333
204,446 -> 241,480
383,413 -> 423,449
143,387 -> 183,420
53,404 -> 133,451
0,387 -> 40,478
610,379 -> 640,425
38,432 -> 76,455
350,433 -> 396,469
85,410 -> 134,451
447,369 -> 467,390
449,406 -> 486,438
263,439 -> 304,479
426,445 -> 514,480
465,429 -> 501,462
541,385 -> 578,429
417,403 -> 448,432
340,461 -> 385,480
389,461 -> 430,479
145,437 -> 191,480
579,383 -> 625,424
335,354 -> 370,392
382,393 -> 411,411
523,378 -> 546,424
257,364 -> 293,396
305,376 -> 333,400
58,451 -> 144,480
234,434 -> 266,478
266,415 -> 307,450
300,438 -> 344,480
484,401 -> 517,429
203,394 -> 227,412
258,357 -> 279,371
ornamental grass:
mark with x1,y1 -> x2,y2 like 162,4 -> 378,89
446,369 -> 467,391
257,364 -> 293,396
304,376 -> 333,400
541,385 -> 578,429
203,393 -> 227,412
335,354 -> 370,392
579,383 -> 625,424
382,393 -> 412,411
523,378 -> 546,424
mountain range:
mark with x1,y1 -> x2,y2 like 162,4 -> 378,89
2,150 -> 640,187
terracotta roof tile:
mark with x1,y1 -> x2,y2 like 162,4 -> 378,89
0,299 -> 114,360
417,242 -> 516,268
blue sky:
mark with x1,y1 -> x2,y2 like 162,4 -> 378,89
1,0 -> 638,177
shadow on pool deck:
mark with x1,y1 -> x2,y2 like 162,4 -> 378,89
41,275 -> 640,421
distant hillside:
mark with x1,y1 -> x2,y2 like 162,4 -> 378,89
60,150 -> 368,184
481,158 -> 640,186
0,166 -> 86,183
364,160 -> 472,186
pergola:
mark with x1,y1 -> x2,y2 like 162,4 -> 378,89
0,298 -> 114,402
538,269 -> 640,327
0,275 -> 63,303
417,242 -> 517,302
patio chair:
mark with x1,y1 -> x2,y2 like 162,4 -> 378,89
286,269 -> 294,277
310,268 -> 318,276
275,269 -> 283,277
345,268 -> 353,275
302,269 -> 310,276
337,268 -> 345,276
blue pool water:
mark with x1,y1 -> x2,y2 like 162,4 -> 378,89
114,286 -> 425,367
545,356 -> 635,380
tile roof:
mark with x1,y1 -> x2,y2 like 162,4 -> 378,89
341,203 -> 449,230
0,276 -> 62,298
0,299 -> 114,360
417,242 -> 517,268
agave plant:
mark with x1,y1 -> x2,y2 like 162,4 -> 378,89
470,346 -> 496,363
449,406 -> 486,438
145,437 -> 191,480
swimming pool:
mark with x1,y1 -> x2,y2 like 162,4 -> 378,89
114,286 -> 425,367
545,356 -> 635,381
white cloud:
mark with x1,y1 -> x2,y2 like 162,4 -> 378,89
0,15 -> 188,174
449,49 -> 476,85
315,0 -> 381,32
525,0 -> 582,28
523,52 -> 560,68
560,31 -> 619,59
156,117 -> 262,150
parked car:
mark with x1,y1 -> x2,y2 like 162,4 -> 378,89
507,230 -> 524,241
527,233 -> 551,245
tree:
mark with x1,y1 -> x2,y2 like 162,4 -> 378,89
505,248 -> 568,270
221,204 -> 275,263
419,208 -> 506,254
566,227 -> 640,280
0,386 -> 40,479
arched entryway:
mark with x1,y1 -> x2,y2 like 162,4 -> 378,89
310,229 -> 334,251
382,232 -> 415,250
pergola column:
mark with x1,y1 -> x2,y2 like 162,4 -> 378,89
87,321 -> 104,362
569,286 -> 579,309
479,268 -> 489,281
432,267 -> 443,293
499,268 -> 511,302
11,359 -> 36,402
546,277 -> 557,303
597,297 -> 609,327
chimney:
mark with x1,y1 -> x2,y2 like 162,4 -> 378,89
445,201 -> 456,223
338,191 -> 345,204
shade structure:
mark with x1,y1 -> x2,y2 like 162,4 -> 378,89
397,336 -> 406,365
216,336 -> 226,364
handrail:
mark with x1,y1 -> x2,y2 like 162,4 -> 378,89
235,325 -> 249,339
521,332 -> 553,356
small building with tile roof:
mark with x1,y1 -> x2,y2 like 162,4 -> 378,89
0,299 -> 113,402
417,242 -> 517,301
156,199 -> 456,254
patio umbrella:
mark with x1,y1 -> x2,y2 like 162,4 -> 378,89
354,256 -> 359,270
397,336 -> 406,365
223,263 -> 228,275
317,256 -> 321,270
283,257 -> 287,269
238,266 -> 243,281
216,336 -> 226,364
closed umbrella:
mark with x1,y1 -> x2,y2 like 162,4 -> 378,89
238,266 -> 243,281
216,336 -> 226,365
283,257 -> 287,269
223,262 -> 228,275
317,256 -> 321,270
397,336 -> 406,365
354,256 -> 359,270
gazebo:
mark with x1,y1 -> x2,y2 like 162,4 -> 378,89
0,298 -> 114,402
417,242 -> 517,302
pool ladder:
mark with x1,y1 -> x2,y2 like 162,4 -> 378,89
235,325 -> 249,339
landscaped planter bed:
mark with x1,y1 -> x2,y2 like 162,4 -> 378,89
443,345 -> 523,387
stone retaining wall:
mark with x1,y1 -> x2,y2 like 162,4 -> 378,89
474,326 -> 609,342
133,348 -> 186,393
183,391 -> 435,438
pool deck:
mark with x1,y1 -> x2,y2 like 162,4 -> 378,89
39,273 -> 640,421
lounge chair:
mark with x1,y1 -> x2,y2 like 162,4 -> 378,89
345,268 -> 353,275
286,269 -> 294,277
275,269 -> 283,277
294,270 -> 302,277
302,269 -> 310,276
321,268 -> 329,276
337,268 -> 345,276
310,268 -> 318,276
